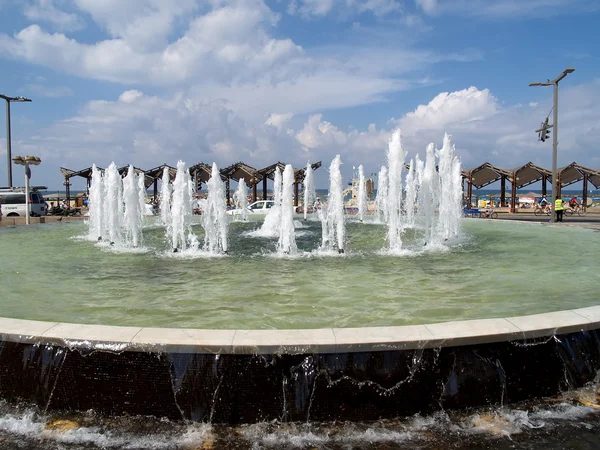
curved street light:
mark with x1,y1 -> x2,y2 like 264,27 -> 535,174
1,95 -> 32,188
12,155 -> 42,225
529,68 -> 575,222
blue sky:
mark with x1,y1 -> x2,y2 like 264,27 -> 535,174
0,0 -> 599,190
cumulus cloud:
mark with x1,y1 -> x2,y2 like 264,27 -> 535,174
398,86 -> 498,135
265,113 -> 294,131
24,0 -> 83,31
4,81 -> 600,190
0,2 -> 303,85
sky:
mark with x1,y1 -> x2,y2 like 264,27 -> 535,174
0,0 -> 599,190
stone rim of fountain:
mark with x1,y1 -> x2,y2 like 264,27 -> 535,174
2,305 -> 599,354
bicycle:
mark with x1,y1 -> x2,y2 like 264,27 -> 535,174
534,205 -> 551,216
480,208 -> 498,219
565,205 -> 588,217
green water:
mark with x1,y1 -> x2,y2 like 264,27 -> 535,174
0,218 -> 597,329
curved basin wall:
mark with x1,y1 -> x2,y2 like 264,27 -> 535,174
1,306 -> 600,424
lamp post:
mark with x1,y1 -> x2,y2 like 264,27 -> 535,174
12,155 -> 41,225
1,95 -> 32,188
529,68 -> 575,222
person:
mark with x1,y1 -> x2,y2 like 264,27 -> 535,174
569,196 -> 579,210
0,197 -> 2,222
555,197 -> 564,222
313,197 -> 322,210
539,195 -> 548,207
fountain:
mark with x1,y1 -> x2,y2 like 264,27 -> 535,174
375,165 -> 388,224
88,164 -> 104,241
202,163 -> 229,254
103,162 -> 124,245
277,164 -> 297,255
233,178 -> 249,221
385,130 -> 407,250
160,166 -> 172,226
168,160 -> 196,252
320,154 -> 345,253
122,165 -> 143,248
258,166 -> 283,237
1,130 -> 600,433
357,164 -> 367,222
303,161 -> 316,220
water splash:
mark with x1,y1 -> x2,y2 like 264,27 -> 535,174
169,161 -> 196,252
233,178 -> 249,221
260,167 -> 283,237
321,155 -> 345,254
202,163 -> 229,254
277,164 -> 297,255
357,164 -> 367,222
160,167 -> 172,227
88,164 -> 104,241
303,162 -> 316,220
435,133 -> 463,242
404,158 -> 418,229
375,166 -> 388,224
122,165 -> 143,248
103,162 -> 123,245
386,130 -> 407,251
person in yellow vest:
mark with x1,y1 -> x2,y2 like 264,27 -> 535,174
555,197 -> 564,222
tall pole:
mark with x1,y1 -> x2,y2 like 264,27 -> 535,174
529,68 -> 574,223
552,82 -> 558,222
5,100 -> 11,187
24,162 -> 30,225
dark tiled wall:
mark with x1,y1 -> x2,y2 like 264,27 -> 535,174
0,330 -> 599,424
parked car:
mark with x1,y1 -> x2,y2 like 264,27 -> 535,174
0,187 -> 48,217
226,200 -> 275,216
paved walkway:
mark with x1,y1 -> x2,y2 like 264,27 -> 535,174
483,211 -> 600,231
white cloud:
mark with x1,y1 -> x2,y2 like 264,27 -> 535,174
24,0 -> 83,31
118,90 -> 144,103
265,113 -> 294,131
398,86 -> 498,135
0,2 -> 303,86
4,81 -> 600,190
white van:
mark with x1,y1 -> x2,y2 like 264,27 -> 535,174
0,188 -> 48,217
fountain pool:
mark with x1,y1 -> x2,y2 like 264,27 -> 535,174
1,218 -> 598,330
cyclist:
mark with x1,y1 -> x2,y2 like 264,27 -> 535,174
568,196 -> 579,210
539,195 -> 548,207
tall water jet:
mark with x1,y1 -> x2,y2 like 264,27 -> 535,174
321,155 -> 345,254
303,162 -> 316,220
138,172 -> 147,219
233,178 -> 249,221
404,159 -> 418,228
103,162 -> 123,245
169,161 -> 195,252
88,164 -> 105,241
122,166 -> 143,248
375,166 -> 388,224
386,130 -> 407,251
260,167 -> 282,237
420,144 -> 438,245
277,164 -> 297,255
435,133 -> 462,242
202,163 -> 229,254
160,167 -> 172,227
357,164 -> 367,222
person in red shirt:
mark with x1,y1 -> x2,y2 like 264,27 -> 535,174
569,196 -> 579,209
